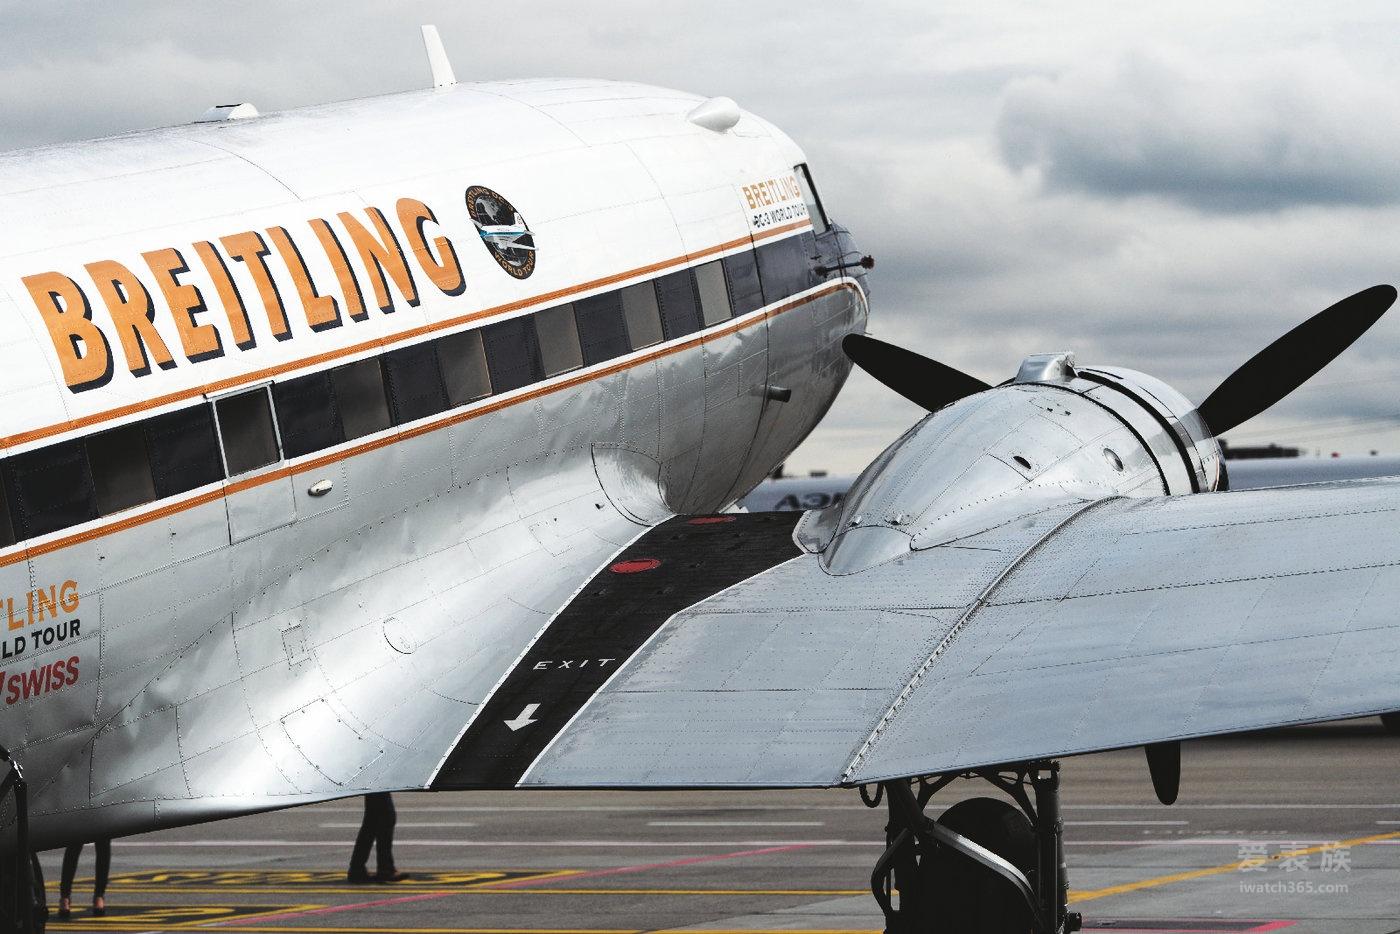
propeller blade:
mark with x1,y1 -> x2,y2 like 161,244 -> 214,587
843,334 -> 990,412
1197,285 -> 1397,437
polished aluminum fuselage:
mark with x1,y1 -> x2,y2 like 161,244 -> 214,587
0,80 -> 867,846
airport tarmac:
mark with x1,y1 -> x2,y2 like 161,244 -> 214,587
37,719 -> 1400,934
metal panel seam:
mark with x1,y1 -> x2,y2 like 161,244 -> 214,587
840,497 -> 1120,784
516,550 -> 810,786
422,521 -> 657,787
1023,381 -> 1169,496
180,137 -> 305,201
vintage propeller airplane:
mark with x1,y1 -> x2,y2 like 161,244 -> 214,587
0,24 -> 1397,934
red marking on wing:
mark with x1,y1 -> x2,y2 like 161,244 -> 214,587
609,557 -> 662,574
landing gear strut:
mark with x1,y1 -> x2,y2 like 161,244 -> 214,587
866,761 -> 1082,934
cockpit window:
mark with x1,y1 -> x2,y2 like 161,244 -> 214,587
794,163 -> 829,234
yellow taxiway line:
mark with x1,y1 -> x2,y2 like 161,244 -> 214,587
1070,828 -> 1400,902
50,831 -> 1400,933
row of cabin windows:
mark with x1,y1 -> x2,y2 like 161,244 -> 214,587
0,238 -> 821,548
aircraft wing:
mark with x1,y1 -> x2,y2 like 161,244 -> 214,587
434,477 -> 1400,788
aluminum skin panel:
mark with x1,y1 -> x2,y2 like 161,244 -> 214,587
525,505 -> 1082,787
0,74 -> 860,848
433,513 -> 806,788
525,478 -> 1400,789
850,478 -> 1400,783
735,286 -> 863,498
0,290 -> 68,442
0,78 -> 797,457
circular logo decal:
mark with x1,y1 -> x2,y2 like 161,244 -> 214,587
465,185 -> 535,280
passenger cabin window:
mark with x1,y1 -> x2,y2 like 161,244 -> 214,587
655,270 -> 703,340
795,163 -> 829,234
694,261 -> 733,326
621,282 -> 664,350
87,422 -> 156,515
216,387 -> 281,475
383,342 -> 450,425
482,316 -> 544,393
3,440 -> 98,540
574,292 -> 630,365
331,358 -> 392,441
535,304 -> 584,377
0,477 -> 13,548
439,330 -> 492,405
0,235 -> 805,549
146,405 -> 224,497
274,373 -> 342,458
723,250 -> 765,316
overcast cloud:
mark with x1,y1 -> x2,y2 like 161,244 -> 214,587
2,1 -> 1398,474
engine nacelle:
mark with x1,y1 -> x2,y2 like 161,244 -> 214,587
800,352 -> 1224,575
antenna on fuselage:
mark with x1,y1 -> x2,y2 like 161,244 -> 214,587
420,25 -> 457,89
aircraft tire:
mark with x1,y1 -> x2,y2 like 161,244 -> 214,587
1381,712 -> 1400,735
925,796 -> 1037,933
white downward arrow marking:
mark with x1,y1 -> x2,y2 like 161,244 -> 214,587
504,703 -> 541,731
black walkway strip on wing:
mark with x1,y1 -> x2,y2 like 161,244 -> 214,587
430,511 -> 803,789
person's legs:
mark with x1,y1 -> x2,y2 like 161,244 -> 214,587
93,838 -> 111,913
370,793 -> 396,876
348,797 -> 376,881
58,845 -> 82,918
60,844 -> 81,900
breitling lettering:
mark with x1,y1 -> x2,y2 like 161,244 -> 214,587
742,175 -> 802,210
21,197 -> 467,393
744,176 -> 812,232
2,580 -> 82,661
0,655 -> 80,705
742,173 -> 809,230
6,580 -> 79,631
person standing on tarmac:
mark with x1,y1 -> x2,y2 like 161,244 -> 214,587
348,792 -> 410,883
57,838 -> 110,919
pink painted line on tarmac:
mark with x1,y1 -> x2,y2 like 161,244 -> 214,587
1077,924 -> 1292,933
211,890 -> 457,925
481,843 -> 814,889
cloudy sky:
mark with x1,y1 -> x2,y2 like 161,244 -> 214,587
3,1 -> 1398,474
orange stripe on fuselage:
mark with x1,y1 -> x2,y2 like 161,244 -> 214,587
0,275 -> 861,569
0,220 -> 814,452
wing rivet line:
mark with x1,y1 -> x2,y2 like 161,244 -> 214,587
841,498 -> 1116,784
